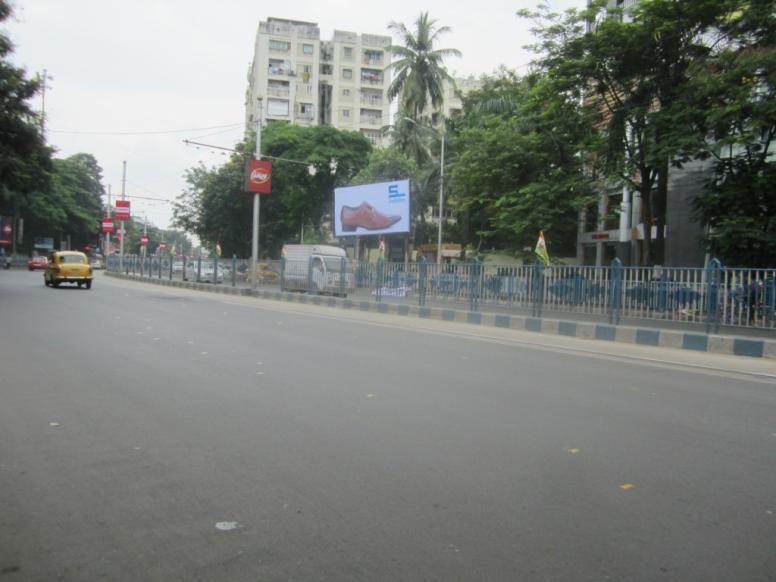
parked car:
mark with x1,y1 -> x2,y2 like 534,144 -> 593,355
44,251 -> 93,289
28,256 -> 48,271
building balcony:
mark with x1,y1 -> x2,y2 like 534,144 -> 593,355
360,76 -> 383,86
268,67 -> 296,77
362,57 -> 383,66
267,87 -> 290,98
360,96 -> 383,106
359,116 -> 383,126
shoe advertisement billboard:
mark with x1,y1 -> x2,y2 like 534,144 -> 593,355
334,179 -> 410,236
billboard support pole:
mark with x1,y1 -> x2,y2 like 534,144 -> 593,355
251,99 -> 263,291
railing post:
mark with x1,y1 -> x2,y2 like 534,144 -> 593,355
169,255 -> 173,280
608,257 -> 623,326
376,257 -> 384,303
196,254 -> 202,283
531,259 -> 545,318
182,255 -> 187,282
469,259 -> 481,312
231,255 -> 237,287
705,258 -> 722,334
418,256 -> 427,307
214,255 -> 219,284
339,257 -> 346,297
158,256 -> 163,279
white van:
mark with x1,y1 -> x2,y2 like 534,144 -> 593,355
281,244 -> 354,296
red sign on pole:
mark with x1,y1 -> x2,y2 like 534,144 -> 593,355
246,160 -> 272,194
140,234 -> 149,246
115,200 -> 131,220
102,217 -> 114,233
158,242 -> 167,250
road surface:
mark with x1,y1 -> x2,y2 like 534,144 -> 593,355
1,270 -> 774,581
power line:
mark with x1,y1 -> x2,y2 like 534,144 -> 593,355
49,122 -> 244,136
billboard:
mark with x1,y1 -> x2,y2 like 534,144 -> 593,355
246,160 -> 272,194
34,237 -> 54,250
334,179 -> 410,237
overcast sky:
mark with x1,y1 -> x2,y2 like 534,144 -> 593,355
7,0 -> 583,230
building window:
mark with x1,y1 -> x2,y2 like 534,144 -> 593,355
269,39 -> 290,52
302,43 -> 314,55
267,99 -> 289,116
342,68 -> 353,80
343,46 -> 353,59
343,109 -> 350,117
343,89 -> 350,96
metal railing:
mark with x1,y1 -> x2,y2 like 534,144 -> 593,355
106,256 -> 776,331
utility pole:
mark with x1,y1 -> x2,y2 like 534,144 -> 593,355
251,98 -> 263,290
119,161 -> 126,271
142,214 -> 148,258
40,69 -> 52,135
106,184 -> 112,258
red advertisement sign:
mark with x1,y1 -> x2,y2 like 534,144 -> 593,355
158,242 -> 167,250
102,217 -> 114,233
140,234 -> 149,246
246,160 -> 272,194
115,200 -> 131,220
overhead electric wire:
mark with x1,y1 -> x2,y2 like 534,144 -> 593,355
49,122 -> 244,136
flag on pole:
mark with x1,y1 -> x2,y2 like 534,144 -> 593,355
215,242 -> 222,257
170,242 -> 176,256
534,231 -> 550,265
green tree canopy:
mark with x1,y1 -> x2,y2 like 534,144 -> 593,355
174,124 -> 371,257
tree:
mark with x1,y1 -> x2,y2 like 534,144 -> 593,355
387,12 -> 461,119
518,0 -> 745,264
0,0 -> 52,222
689,0 -> 776,266
174,124 -> 371,258
449,72 -> 596,257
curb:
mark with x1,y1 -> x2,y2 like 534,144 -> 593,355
106,272 -> 776,360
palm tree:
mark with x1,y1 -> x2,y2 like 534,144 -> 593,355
387,12 -> 461,120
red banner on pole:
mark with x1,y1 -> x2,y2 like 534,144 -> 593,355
246,160 -> 272,194
102,217 -> 114,233
140,234 -> 149,246
115,200 -> 131,220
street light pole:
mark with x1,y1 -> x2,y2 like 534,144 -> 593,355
119,161 -> 126,271
250,98 -> 263,290
437,127 -> 445,264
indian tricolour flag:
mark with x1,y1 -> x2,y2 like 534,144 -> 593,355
534,231 -> 550,265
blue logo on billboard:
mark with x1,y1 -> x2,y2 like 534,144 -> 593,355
388,183 -> 406,204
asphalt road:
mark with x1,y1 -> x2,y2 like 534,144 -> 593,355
1,269 -> 775,581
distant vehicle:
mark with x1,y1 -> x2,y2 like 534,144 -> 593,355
44,251 -> 93,289
28,256 -> 48,271
90,258 -> 103,270
280,244 -> 354,296
182,261 -> 223,283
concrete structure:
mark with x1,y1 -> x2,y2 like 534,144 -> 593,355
245,18 -> 392,146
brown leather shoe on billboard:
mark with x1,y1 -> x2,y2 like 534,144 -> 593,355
340,202 -> 401,232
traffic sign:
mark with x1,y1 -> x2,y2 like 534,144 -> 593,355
158,242 -> 167,250
115,200 -> 131,220
140,234 -> 149,246
102,217 -> 114,233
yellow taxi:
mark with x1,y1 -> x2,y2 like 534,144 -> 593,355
44,251 -> 93,289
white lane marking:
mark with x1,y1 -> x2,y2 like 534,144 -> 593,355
201,351 -> 208,356
215,522 -> 240,531
153,337 -> 160,341
187,340 -> 194,345
256,362 -> 263,365
49,422 -> 60,427
256,372 -> 264,376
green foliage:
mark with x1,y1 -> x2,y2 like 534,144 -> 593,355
689,0 -> 776,267
0,0 -> 52,210
517,0 -> 750,264
387,12 -> 461,119
174,124 -> 371,258
19,153 -> 104,251
449,72 -> 595,256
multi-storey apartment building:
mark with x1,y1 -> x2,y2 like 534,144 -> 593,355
245,18 -> 392,146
